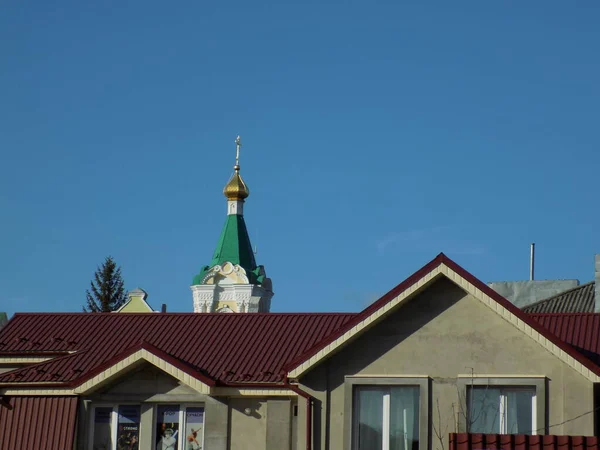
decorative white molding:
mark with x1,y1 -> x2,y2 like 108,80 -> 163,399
191,262 -> 274,313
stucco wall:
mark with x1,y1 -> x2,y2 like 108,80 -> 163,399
299,278 -> 595,450
95,363 -> 199,398
230,398 -> 267,450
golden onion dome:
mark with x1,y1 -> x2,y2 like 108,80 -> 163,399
223,165 -> 250,201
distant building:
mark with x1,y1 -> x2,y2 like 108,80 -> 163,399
487,279 -> 580,309
489,254 -> 600,313
115,288 -> 154,313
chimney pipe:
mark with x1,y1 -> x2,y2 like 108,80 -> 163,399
161,304 -> 167,313
530,243 -> 535,281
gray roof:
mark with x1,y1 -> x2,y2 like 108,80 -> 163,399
522,281 -> 595,313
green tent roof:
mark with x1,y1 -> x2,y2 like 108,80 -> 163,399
192,214 -> 262,285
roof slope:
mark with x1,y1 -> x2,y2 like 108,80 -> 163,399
530,313 -> 600,366
0,396 -> 78,449
523,282 -> 595,314
0,313 -> 354,385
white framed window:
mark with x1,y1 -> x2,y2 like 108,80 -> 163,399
89,404 -> 141,450
155,404 -> 205,450
467,386 -> 536,435
352,386 -> 420,450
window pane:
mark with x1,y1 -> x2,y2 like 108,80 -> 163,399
93,407 -> 113,450
184,407 -> 205,450
505,389 -> 535,434
389,386 -> 419,450
355,388 -> 384,450
117,405 -> 140,450
468,388 -> 502,433
156,405 -> 180,450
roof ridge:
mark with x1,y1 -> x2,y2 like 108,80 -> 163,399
283,253 -> 600,379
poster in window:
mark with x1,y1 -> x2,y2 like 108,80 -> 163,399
116,405 -> 140,450
184,407 -> 205,450
156,405 -> 180,450
93,407 -> 113,450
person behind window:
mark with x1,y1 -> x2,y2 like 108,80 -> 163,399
186,429 -> 201,450
156,428 -> 177,450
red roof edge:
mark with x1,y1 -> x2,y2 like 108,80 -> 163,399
70,340 -> 216,388
441,255 -> 600,377
283,253 -> 448,372
284,253 -> 600,377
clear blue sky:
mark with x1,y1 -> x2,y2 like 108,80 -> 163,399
1,1 -> 599,316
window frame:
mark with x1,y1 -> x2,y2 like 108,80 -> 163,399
88,402 -> 141,450
87,402 -> 206,450
344,376 -> 430,450
456,376 -> 546,435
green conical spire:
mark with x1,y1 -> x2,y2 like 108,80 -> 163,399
192,214 -> 258,285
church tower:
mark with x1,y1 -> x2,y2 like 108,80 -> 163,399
191,137 -> 274,313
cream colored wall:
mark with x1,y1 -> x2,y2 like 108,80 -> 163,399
0,365 -> 23,374
95,363 -> 199,398
229,398 -> 267,450
298,278 -> 595,450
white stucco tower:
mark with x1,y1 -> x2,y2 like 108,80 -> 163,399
190,137 -> 273,313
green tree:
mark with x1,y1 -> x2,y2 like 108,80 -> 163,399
83,256 -> 128,312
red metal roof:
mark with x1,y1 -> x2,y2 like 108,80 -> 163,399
530,313 -> 600,366
284,253 -> 600,377
0,313 -> 355,385
449,433 -> 600,450
3,254 -> 600,389
0,396 -> 78,449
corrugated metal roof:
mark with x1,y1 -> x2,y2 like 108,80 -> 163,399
530,313 -> 600,365
523,282 -> 595,314
0,396 -> 78,449
450,433 -> 600,450
0,313 -> 355,384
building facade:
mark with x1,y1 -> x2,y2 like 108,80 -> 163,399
2,254 -> 600,449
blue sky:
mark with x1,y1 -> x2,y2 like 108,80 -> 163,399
1,1 -> 599,316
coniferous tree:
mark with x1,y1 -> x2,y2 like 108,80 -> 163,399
83,256 -> 127,312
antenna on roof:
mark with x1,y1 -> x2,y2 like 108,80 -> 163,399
253,245 -> 258,255
530,243 -> 535,281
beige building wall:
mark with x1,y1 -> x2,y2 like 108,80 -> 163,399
0,365 -> 23,374
230,398 -> 268,450
298,278 -> 595,450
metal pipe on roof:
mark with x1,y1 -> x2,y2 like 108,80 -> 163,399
530,243 -> 535,281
